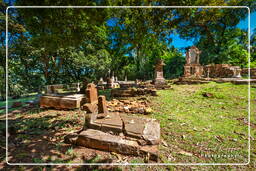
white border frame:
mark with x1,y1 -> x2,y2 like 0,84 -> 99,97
5,6 -> 251,166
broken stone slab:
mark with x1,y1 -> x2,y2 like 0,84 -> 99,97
91,112 -> 123,134
111,88 -> 158,97
142,121 -> 161,145
120,114 -> 160,144
231,79 -> 256,85
65,129 -> 158,161
82,103 -> 98,114
85,111 -> 160,146
40,94 -> 86,109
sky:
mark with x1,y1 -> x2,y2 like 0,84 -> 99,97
172,12 -> 256,49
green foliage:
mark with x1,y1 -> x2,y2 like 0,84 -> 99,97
0,0 -> 254,98
198,28 -> 249,67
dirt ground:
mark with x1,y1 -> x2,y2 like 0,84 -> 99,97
0,103 -> 163,170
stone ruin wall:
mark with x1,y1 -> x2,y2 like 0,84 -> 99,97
203,64 -> 235,78
241,68 -> 256,78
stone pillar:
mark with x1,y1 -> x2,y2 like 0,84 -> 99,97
184,65 -> 191,77
154,59 -> 165,84
207,67 -> 210,78
231,66 -> 241,78
98,96 -> 108,114
183,46 -> 202,78
86,83 -> 98,103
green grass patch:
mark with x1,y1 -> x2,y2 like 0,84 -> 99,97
148,82 -> 253,163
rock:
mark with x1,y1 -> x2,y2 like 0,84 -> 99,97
138,108 -> 145,114
161,140 -> 168,147
142,121 -> 161,145
11,109 -> 23,114
151,90 -> 157,96
12,102 -> 22,108
202,92 -> 213,98
178,150 -> 193,156
145,107 -> 153,114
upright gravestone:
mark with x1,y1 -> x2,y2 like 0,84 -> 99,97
86,83 -> 98,104
98,96 -> 108,114
184,46 -> 203,78
107,77 -> 114,89
98,77 -> 104,85
154,59 -> 165,85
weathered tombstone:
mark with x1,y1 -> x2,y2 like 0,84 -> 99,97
232,66 -> 242,78
184,46 -> 203,78
106,77 -> 113,89
79,79 -> 89,94
154,59 -> 165,85
115,76 -> 118,82
125,76 -> 127,82
86,83 -> 98,103
65,94 -> 161,161
98,77 -> 104,85
207,67 -> 210,78
98,96 -> 108,114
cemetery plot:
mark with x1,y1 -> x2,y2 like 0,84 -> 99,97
1,82 -> 254,169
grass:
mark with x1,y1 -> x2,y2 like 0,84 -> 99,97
0,95 -> 38,114
148,82 -> 255,165
1,82 -> 255,170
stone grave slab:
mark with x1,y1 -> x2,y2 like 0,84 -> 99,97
66,129 -> 158,161
40,94 -> 86,109
91,112 -> 123,134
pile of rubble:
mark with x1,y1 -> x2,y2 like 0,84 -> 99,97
107,98 -> 153,114
65,83 -> 160,161
111,87 -> 157,97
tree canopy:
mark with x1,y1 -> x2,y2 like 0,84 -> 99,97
1,0 -> 255,99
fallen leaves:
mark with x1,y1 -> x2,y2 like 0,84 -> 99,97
161,140 -> 168,147
215,135 -> 224,142
178,150 -> 193,156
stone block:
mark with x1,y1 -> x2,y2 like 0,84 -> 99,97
40,94 -> 86,109
66,129 -> 158,161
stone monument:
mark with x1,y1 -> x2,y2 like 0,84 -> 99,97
154,59 -> 165,85
184,46 -> 204,78
65,93 -> 161,161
